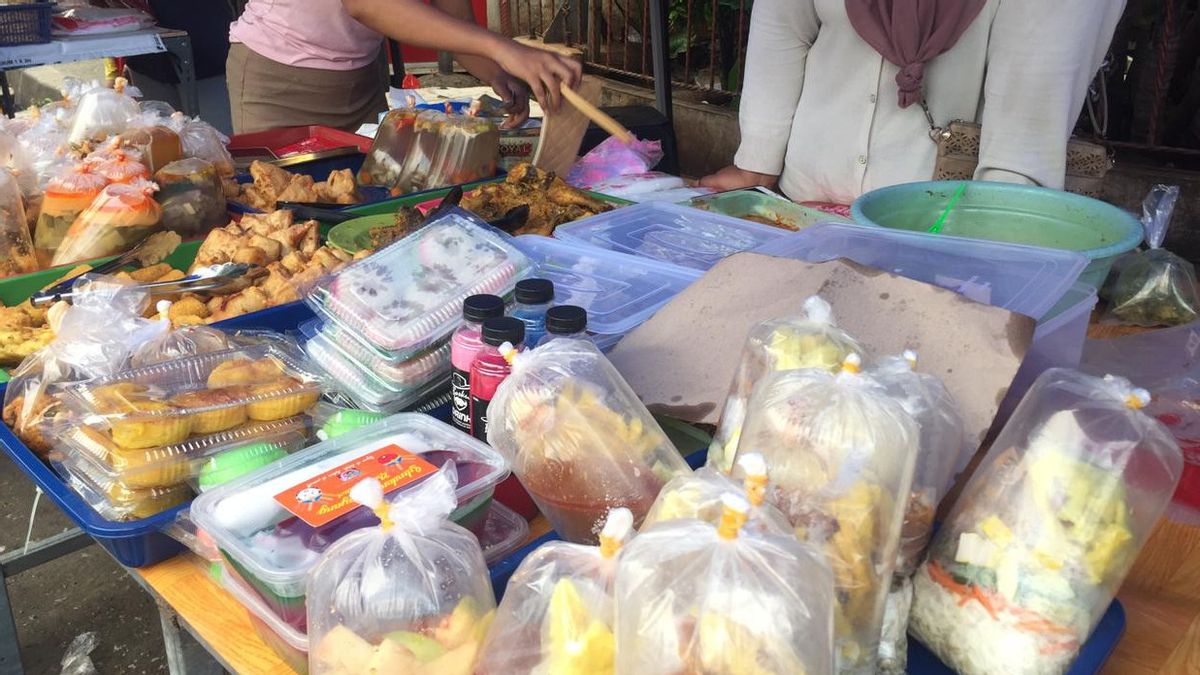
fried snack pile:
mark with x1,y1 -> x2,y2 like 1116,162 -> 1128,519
226,161 -> 361,211
461,163 -> 612,236
171,210 -> 367,326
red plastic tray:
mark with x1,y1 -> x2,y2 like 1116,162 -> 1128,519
227,125 -> 372,158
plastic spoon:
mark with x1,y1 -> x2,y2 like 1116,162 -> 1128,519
929,181 -> 967,234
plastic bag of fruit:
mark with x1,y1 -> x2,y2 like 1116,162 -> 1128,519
486,337 -> 691,544
476,508 -> 633,674
708,295 -> 862,472
1109,184 -> 1199,326
306,471 -> 496,675
735,353 -> 918,673
909,369 -> 1182,675
641,452 -> 793,536
615,493 -> 836,674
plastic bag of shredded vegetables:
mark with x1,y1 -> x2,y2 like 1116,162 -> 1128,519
641,452 -> 793,536
869,350 -> 967,674
487,338 -> 690,544
1109,185 -> 1199,327
51,180 -> 161,266
615,493 -> 836,675
708,295 -> 861,472
735,353 -> 918,674
476,508 -> 633,675
306,472 -> 496,675
909,369 -> 1181,675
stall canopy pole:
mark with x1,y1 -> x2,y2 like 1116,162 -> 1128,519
647,0 -> 673,121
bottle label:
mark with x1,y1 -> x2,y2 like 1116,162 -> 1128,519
470,394 -> 491,442
450,366 -> 471,433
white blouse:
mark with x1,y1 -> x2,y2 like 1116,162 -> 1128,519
733,0 -> 1125,204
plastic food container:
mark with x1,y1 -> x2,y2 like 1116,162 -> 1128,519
851,181 -> 1143,290
688,188 -> 852,230
61,344 -> 324,450
511,235 -> 701,339
307,319 -> 451,389
555,202 -> 789,271
304,332 -> 450,413
54,416 -> 310,489
307,210 -> 531,358
190,413 -> 509,631
477,499 -> 530,564
57,455 -> 194,521
752,222 -> 1089,322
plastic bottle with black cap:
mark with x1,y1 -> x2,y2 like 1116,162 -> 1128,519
449,294 -> 506,434
537,305 -> 589,346
511,278 -> 554,347
468,316 -> 526,441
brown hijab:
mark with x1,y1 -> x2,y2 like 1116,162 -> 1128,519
845,0 -> 988,108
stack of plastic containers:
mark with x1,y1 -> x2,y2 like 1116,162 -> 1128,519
358,108 -> 499,194
51,344 -> 322,521
303,210 -> 532,412
554,201 -> 791,271
190,414 -> 518,666
511,234 -> 702,350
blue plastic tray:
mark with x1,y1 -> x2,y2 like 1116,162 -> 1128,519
227,153 -> 392,215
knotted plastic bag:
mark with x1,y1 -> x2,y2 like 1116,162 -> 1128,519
476,508 -> 633,675
85,145 -> 150,184
615,493 -> 836,675
67,78 -> 140,144
128,303 -> 231,368
641,452 -> 793,536
307,471 -> 496,675
1109,185 -> 1199,326
169,113 -> 234,177
486,338 -> 691,544
566,135 -> 663,188
34,163 -> 110,265
909,370 -> 1182,675
708,295 -> 862,472
153,158 -> 225,236
735,353 -> 918,673
51,179 -> 161,266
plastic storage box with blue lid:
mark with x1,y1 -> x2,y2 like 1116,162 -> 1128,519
511,235 -> 701,348
554,202 -> 791,271
751,222 -> 1089,322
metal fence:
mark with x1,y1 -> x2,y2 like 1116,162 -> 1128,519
503,0 -> 752,103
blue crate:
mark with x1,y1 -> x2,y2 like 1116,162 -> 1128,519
0,1 -> 51,46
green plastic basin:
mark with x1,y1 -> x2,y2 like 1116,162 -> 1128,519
851,181 -> 1143,290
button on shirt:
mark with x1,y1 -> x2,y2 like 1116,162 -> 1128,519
733,0 -> 1124,204
230,0 -> 384,71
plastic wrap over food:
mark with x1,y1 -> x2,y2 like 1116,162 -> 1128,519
708,295 -> 862,472
306,472 -> 496,675
909,369 -> 1182,675
0,169 -> 39,279
641,452 -> 793,536
51,180 -> 161,266
735,354 -> 918,673
615,494 -> 836,675
487,338 -> 690,544
476,508 -> 633,675
1109,185 -> 1199,326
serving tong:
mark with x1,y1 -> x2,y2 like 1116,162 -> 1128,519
31,262 -> 260,307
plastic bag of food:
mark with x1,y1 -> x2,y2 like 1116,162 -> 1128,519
0,131 -> 37,199
0,169 -> 39,279
85,146 -> 150,184
869,350 -> 967,673
615,493 -> 836,674
708,295 -> 862,472
567,135 -> 663,189
487,338 -> 691,544
909,369 -> 1182,675
476,508 -> 633,674
1108,185 -> 1199,326
735,353 -> 918,673
641,452 -> 793,536
170,114 -> 234,177
51,180 -> 161,266
34,164 -> 110,266
359,105 -> 419,188
67,79 -> 140,144
118,125 -> 182,174
129,304 -> 231,368
306,472 -> 496,675
153,158 -> 225,236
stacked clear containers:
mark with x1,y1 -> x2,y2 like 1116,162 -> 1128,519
362,110 -> 500,194
190,414 -> 509,634
303,210 -> 531,413
51,344 -> 323,520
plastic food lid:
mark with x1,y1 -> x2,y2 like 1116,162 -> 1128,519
310,326 -> 450,390
515,278 -> 554,304
305,333 -> 449,412
478,500 -> 530,564
463,294 -> 505,323
482,316 -> 525,347
512,235 -> 701,335
546,305 -> 587,335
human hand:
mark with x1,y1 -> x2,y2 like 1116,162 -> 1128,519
698,165 -> 779,191
493,41 -> 582,114
489,70 -> 531,128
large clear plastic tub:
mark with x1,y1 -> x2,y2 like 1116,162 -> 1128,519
687,188 -> 852,231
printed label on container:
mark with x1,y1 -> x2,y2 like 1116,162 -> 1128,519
450,367 -> 472,433
470,395 -> 491,442
273,444 -> 438,527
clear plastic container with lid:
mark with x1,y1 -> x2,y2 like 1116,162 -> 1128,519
53,415 -> 309,489
306,209 -> 531,360
512,234 -> 701,337
57,454 -> 193,521
221,564 -> 310,673
554,201 -> 789,271
422,113 -> 499,190
61,344 -> 324,450
189,413 -> 509,631
304,330 -> 450,414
